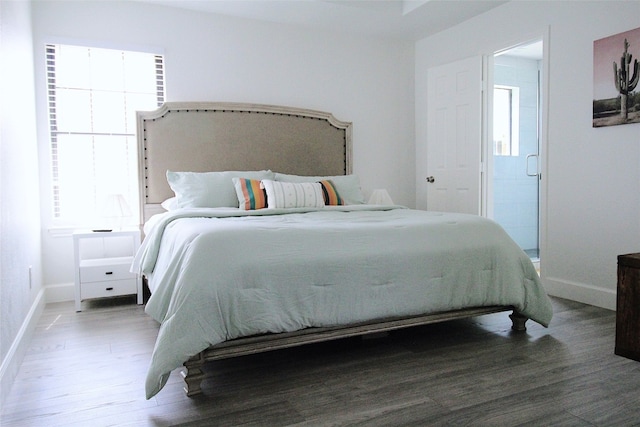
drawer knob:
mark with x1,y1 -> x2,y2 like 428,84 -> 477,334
106,287 -> 114,291
105,271 -> 113,275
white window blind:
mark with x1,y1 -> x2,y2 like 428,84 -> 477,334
46,44 -> 164,225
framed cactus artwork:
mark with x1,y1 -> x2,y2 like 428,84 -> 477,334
593,26 -> 640,127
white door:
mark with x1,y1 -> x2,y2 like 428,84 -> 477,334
424,56 -> 483,214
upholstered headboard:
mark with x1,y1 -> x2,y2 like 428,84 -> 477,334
136,102 -> 353,224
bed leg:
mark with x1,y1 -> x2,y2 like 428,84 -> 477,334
509,311 -> 528,332
182,353 -> 206,397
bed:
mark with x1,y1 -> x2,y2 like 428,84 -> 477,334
132,102 -> 553,399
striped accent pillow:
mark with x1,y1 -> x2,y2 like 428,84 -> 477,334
262,180 -> 325,209
319,180 -> 344,205
232,177 -> 267,210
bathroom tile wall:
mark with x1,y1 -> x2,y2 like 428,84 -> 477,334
493,55 -> 540,255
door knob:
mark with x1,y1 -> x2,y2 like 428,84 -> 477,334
426,176 -> 435,183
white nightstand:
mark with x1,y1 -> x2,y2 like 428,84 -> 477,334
73,229 -> 142,312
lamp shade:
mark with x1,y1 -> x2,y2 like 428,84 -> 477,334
101,194 -> 132,230
103,194 -> 132,218
368,189 -> 394,205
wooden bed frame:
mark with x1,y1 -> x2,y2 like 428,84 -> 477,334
136,102 -> 528,397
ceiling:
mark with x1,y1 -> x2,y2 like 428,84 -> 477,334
499,40 -> 544,60
137,0 -> 510,41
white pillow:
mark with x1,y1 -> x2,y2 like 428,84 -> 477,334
273,173 -> 365,204
160,197 -> 178,211
167,170 -> 275,208
262,179 -> 325,209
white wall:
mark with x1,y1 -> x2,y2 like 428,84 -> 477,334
25,0 -> 640,315
415,0 -> 640,310
30,1 -> 415,293
0,0 -> 44,403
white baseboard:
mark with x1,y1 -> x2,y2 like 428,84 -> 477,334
544,276 -> 616,311
0,288 -> 46,406
0,283 -> 75,406
35,280 -> 619,310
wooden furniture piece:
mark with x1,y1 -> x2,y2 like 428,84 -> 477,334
615,252 -> 640,361
136,102 -> 535,397
73,229 -> 142,312
182,307 -> 526,396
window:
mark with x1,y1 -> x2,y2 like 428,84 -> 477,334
493,85 -> 519,156
46,44 -> 164,225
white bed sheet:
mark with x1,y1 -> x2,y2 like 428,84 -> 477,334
132,206 -> 553,398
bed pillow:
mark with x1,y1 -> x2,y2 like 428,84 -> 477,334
160,197 -> 178,211
273,173 -> 365,204
262,179 -> 325,209
232,177 -> 268,210
318,180 -> 344,206
167,170 -> 275,208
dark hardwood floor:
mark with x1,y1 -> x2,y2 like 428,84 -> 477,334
2,296 -> 639,426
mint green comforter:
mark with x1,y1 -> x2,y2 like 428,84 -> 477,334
132,206 -> 552,398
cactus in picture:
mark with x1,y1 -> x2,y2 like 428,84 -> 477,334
613,38 -> 639,120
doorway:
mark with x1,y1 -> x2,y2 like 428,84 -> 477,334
489,40 -> 543,261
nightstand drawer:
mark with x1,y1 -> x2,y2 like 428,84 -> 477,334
80,278 -> 138,300
79,257 -> 135,283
